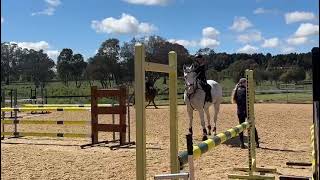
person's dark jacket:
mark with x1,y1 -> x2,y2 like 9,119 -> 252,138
235,85 -> 247,117
193,63 -> 207,83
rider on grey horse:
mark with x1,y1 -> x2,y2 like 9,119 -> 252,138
193,54 -> 212,102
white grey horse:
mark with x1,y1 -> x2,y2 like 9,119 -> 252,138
183,64 -> 223,141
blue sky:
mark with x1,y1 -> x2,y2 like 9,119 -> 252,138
1,0 -> 319,61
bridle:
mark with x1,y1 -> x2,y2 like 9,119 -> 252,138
184,71 -> 201,99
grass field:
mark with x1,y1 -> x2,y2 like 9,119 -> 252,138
1,78 -> 313,105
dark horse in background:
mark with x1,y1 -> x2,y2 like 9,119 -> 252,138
145,80 -> 158,108
131,75 -> 159,109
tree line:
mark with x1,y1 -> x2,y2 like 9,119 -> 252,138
1,35 -> 314,88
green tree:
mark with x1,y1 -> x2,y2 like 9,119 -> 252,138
57,48 -> 73,86
1,42 -> 23,84
87,38 -> 120,88
21,49 -> 55,87
226,59 -> 258,82
71,54 -> 87,88
280,67 -> 306,83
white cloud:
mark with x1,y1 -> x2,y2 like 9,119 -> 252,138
230,16 -> 253,32
46,50 -> 60,60
202,27 -> 220,39
31,7 -> 55,16
168,26 -> 220,48
10,41 -> 59,60
285,23 -> 318,46
294,23 -> 319,37
1,16 -> 3,24
261,37 -> 279,48
281,47 -> 296,54
237,31 -> 262,43
168,39 -> 198,47
254,8 -> 266,14
253,8 -> 277,14
45,0 -> 61,6
285,11 -> 316,24
199,38 -> 220,48
287,36 -> 308,45
16,41 -> 50,51
123,0 -> 170,6
237,44 -> 259,54
91,13 -> 157,35
199,27 -> 220,48
31,0 -> 61,16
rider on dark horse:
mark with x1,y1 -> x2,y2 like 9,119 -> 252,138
193,54 -> 212,102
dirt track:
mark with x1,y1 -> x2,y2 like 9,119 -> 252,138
1,104 -> 313,180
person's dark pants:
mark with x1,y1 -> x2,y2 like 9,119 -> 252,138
238,114 -> 259,145
200,82 -> 211,102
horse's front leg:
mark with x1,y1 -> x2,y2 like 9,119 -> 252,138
187,104 -> 193,135
145,100 -> 151,108
198,109 -> 208,141
204,106 -> 212,136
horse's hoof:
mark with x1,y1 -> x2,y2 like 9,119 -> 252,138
241,144 -> 246,149
202,129 -> 208,141
202,128 -> 208,136
202,136 -> 208,141
208,125 -> 212,135
188,128 -> 193,135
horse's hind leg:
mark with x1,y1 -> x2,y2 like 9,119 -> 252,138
213,100 -> 221,135
204,106 -> 212,135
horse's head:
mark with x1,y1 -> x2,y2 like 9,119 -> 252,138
183,64 -> 198,95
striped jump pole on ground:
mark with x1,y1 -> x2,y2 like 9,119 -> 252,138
1,119 -> 90,125
1,132 -> 90,138
178,122 -> 249,167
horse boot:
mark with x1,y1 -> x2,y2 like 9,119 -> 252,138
213,126 -> 217,135
202,128 -> 208,141
188,127 -> 193,135
207,125 -> 212,135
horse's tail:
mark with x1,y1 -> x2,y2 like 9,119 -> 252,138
231,84 -> 239,104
